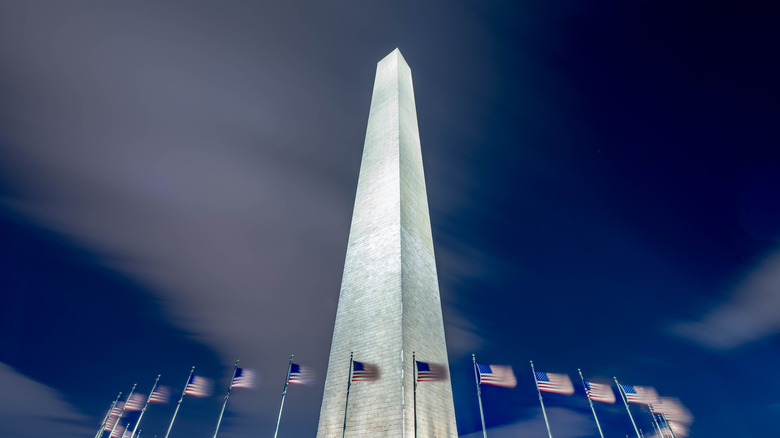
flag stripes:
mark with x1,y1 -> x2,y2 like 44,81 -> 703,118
584,380 -> 616,403
149,386 -> 171,403
231,368 -> 255,389
288,363 -> 310,384
476,363 -> 517,388
535,371 -> 575,395
184,375 -> 212,397
352,361 -> 378,381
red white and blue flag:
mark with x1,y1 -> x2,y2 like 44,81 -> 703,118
583,380 -> 616,403
352,361 -> 378,381
110,401 -> 124,417
109,424 -> 125,438
149,385 -> 171,403
103,402 -> 124,430
184,375 -> 213,397
535,371 -> 575,395
477,363 -> 517,388
231,368 -> 256,389
288,363 -> 311,385
619,384 -> 658,405
416,361 -> 446,382
124,393 -> 146,411
104,414 -> 119,431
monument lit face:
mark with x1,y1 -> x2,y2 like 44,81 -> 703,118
316,50 -> 457,437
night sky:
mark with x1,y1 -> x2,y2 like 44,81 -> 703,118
1,1 -> 778,437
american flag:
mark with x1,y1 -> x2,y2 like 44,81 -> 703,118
352,361 -> 378,381
288,363 -> 311,385
535,371 -> 575,395
619,384 -> 658,405
103,401 -> 124,430
109,424 -> 125,438
184,375 -> 213,397
231,368 -> 255,389
110,401 -> 124,416
416,361 -> 446,382
583,380 -> 616,403
149,385 -> 171,403
652,397 -> 693,424
104,415 -> 119,431
476,363 -> 517,388
124,393 -> 146,411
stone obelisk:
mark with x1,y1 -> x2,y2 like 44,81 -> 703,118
316,49 -> 457,437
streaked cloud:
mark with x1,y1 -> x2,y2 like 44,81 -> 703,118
0,363 -> 92,437
670,250 -> 780,349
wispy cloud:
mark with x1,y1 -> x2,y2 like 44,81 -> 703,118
0,363 -> 92,437
669,250 -> 780,349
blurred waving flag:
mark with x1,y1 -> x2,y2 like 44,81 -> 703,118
535,371 -> 575,395
231,368 -> 256,389
184,375 -> 213,397
288,363 -> 311,385
109,401 -> 124,417
583,380 -> 616,403
652,396 -> 694,436
149,385 -> 171,403
124,393 -> 146,411
620,384 -> 658,405
416,361 -> 446,382
109,424 -> 125,438
352,361 -> 378,381
477,363 -> 517,388
104,415 -> 119,431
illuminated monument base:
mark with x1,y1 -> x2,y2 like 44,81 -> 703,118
316,49 -> 458,437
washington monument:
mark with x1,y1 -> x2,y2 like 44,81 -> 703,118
316,49 -> 458,436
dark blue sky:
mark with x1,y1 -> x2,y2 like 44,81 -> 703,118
1,1 -> 777,437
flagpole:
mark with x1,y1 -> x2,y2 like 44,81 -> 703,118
649,409 -> 665,438
614,377 -> 641,438
653,423 -> 666,438
413,351 -> 418,438
110,384 -> 137,438
578,369 -> 605,438
96,392 -> 123,438
342,352 -> 354,438
471,354 -> 487,438
661,413 -> 677,438
650,413 -> 665,438
130,375 -> 160,438
164,366 -> 194,438
213,360 -> 239,438
530,361 -> 553,438
274,354 -> 294,438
